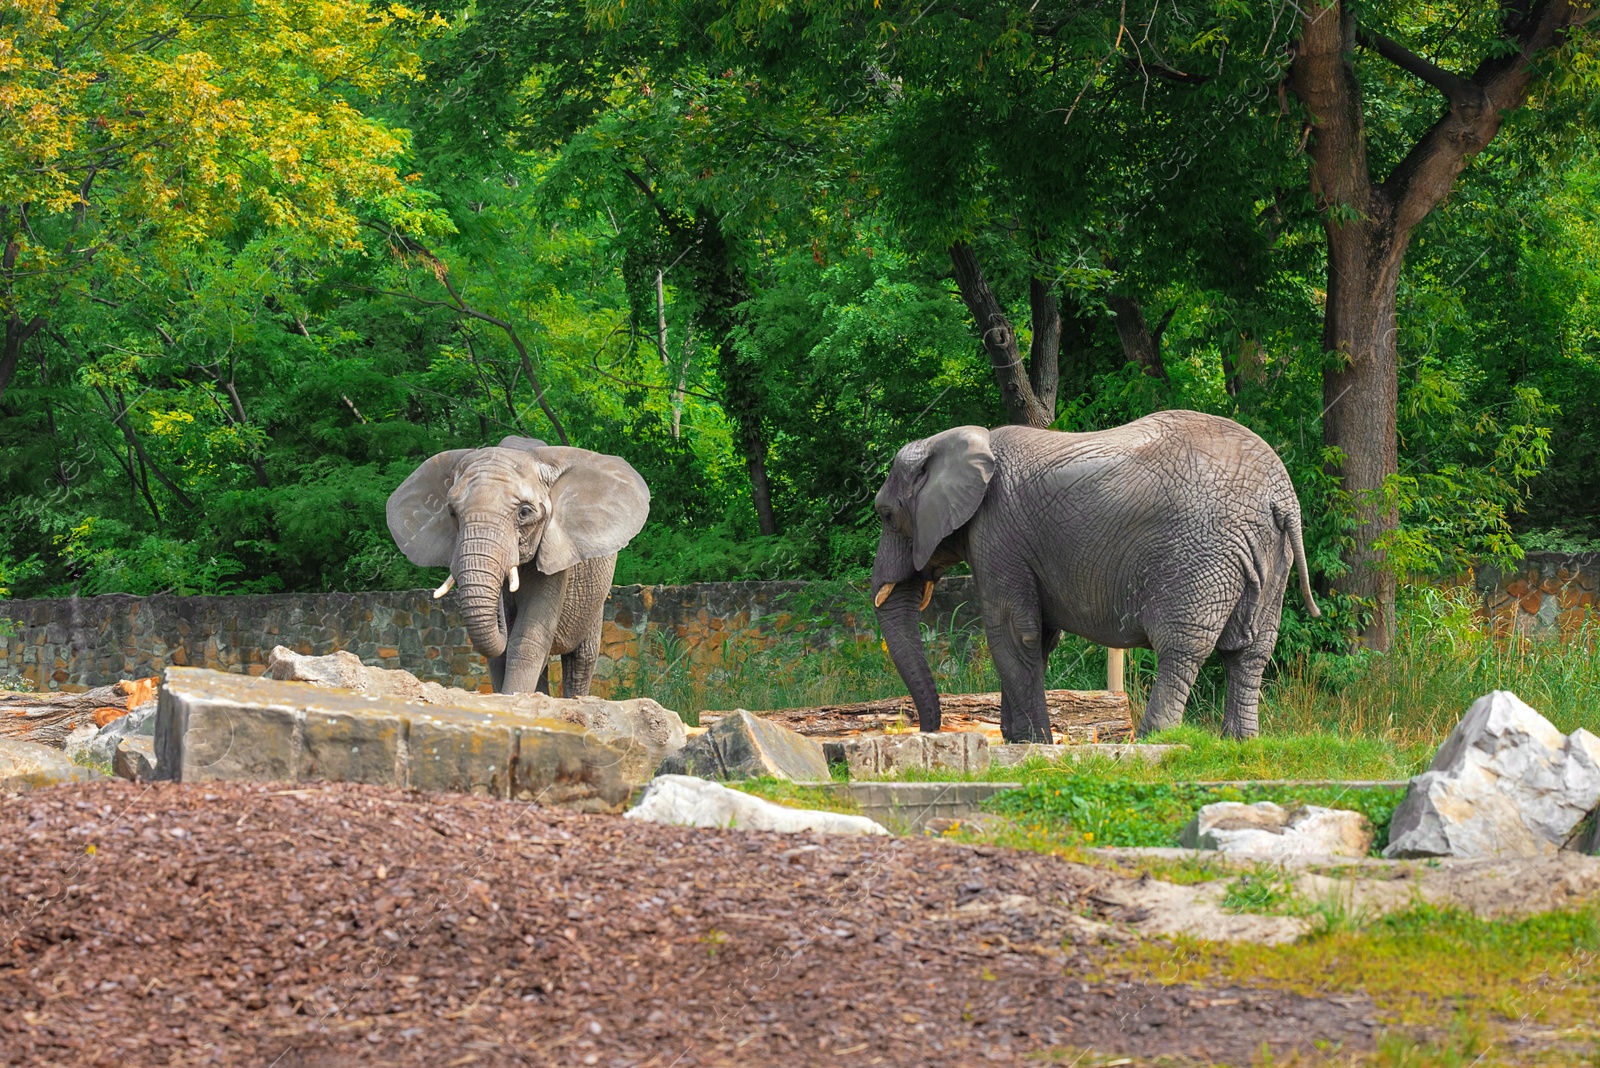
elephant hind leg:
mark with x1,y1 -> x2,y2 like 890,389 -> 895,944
1219,643 -> 1272,739
1135,647 -> 1207,738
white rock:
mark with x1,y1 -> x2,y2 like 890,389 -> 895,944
1179,801 -> 1373,859
1384,691 -> 1600,859
625,775 -> 889,836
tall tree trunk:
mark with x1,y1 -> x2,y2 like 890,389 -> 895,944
1289,0 -> 1591,649
1106,295 -> 1173,380
0,312 -> 44,407
947,242 -> 1055,428
696,213 -> 778,536
1027,276 -> 1061,418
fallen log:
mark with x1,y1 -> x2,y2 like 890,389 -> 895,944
0,678 -> 158,748
704,689 -> 1135,744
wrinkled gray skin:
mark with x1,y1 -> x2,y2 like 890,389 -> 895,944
871,411 -> 1320,743
386,437 -> 650,695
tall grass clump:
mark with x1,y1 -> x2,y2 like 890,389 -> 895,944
1258,584 -> 1600,748
606,581 -> 1598,749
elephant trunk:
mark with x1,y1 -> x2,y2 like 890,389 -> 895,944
872,527 -> 941,732
455,515 -> 513,660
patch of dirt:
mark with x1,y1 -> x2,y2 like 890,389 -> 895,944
1090,845 -> 1600,920
1,782 -> 1378,1066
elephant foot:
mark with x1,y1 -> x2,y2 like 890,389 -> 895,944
1220,716 -> 1260,740
1001,722 -> 1053,745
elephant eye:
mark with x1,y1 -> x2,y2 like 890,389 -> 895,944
518,504 -> 535,522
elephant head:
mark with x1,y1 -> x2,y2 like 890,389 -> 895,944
870,426 -> 994,730
386,436 -> 650,660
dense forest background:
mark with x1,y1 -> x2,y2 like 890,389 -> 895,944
1,0 -> 1596,651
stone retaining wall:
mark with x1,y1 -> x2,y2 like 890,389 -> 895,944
0,578 -> 983,696
3,550 -> 1593,694
1470,551 -> 1600,638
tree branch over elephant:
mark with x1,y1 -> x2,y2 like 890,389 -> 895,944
387,437 -> 650,695
870,412 -> 1320,743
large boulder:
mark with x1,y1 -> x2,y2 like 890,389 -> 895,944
0,738 -> 107,791
1384,691 -> 1600,859
1180,801 -> 1373,859
534,695 -> 687,784
112,737 -> 158,781
657,709 -> 829,782
155,667 -> 634,811
266,646 -> 686,779
626,775 -> 889,835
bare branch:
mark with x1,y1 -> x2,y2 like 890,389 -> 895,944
1357,28 -> 1483,108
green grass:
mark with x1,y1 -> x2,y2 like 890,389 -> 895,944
979,775 -> 1407,851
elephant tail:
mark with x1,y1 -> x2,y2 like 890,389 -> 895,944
1273,494 -> 1322,619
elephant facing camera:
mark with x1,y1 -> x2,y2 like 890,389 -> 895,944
386,435 -> 650,696
870,410 -> 1320,744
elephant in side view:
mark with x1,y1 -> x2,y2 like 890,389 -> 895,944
386,436 -> 650,695
870,410 -> 1320,743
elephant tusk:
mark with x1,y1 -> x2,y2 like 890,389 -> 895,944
873,583 -> 896,608
919,581 -> 934,611
508,565 -> 520,593
432,574 -> 455,599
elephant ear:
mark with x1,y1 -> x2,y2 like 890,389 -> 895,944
533,447 -> 651,575
910,426 -> 994,570
496,435 -> 548,453
387,449 -> 477,567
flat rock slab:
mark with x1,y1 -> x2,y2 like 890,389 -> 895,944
626,775 -> 889,835
657,709 -> 829,782
0,737 -> 106,791
155,667 -> 633,812
824,731 -> 989,778
1179,801 -> 1373,859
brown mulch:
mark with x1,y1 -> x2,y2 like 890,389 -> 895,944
1,782 -> 1378,1067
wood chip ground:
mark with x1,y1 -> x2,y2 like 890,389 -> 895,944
1,781 -> 1379,1066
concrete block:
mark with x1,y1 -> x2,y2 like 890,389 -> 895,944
156,677 -> 299,784
989,742 -> 1186,768
823,732 -> 989,778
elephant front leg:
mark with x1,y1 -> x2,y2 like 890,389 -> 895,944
983,590 -> 1052,745
500,571 -> 568,694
